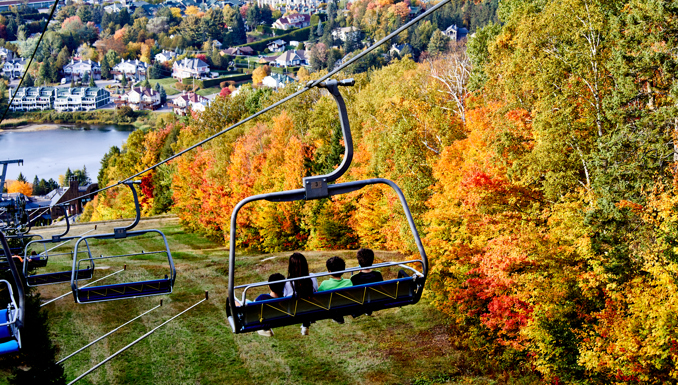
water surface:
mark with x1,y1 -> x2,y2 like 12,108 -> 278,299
0,125 -> 134,182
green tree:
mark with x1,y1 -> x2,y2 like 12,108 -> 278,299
89,71 -> 96,87
16,173 -> 26,183
22,73 -> 34,87
428,30 -> 449,56
101,58 -> 110,80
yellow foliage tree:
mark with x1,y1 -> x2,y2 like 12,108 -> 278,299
7,180 -> 32,196
140,44 -> 152,64
252,65 -> 270,84
296,66 -> 309,81
170,7 -> 182,19
185,6 -> 200,15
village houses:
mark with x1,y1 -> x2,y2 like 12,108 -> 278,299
172,58 -> 210,79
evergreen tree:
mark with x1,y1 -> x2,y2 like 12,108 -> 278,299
70,78 -> 75,88
32,176 -> 39,195
22,74 -> 33,87
141,78 -> 151,89
47,57 -> 58,83
82,72 -> 89,84
428,30 -> 450,56
38,63 -> 48,84
159,86 -> 166,103
316,20 -> 323,37
101,58 -> 110,80
16,173 -> 26,183
120,73 -> 127,87
89,71 -> 96,87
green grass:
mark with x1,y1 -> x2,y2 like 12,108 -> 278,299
134,78 -> 180,96
0,221 -> 538,385
196,87 -> 220,97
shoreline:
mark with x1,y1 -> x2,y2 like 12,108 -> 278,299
0,123 -> 75,133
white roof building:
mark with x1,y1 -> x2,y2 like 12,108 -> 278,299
63,59 -> 101,79
154,50 -> 176,63
172,58 -> 210,79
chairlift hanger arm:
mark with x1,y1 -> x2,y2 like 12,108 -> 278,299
114,181 -> 142,238
52,204 -> 71,240
303,79 -> 355,200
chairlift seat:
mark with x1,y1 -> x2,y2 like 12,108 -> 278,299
76,278 -> 173,303
230,277 -> 422,333
0,340 -> 19,355
27,268 -> 93,286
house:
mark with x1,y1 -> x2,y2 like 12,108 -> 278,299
390,43 -> 412,56
112,59 -> 149,81
170,91 -> 210,116
266,39 -> 287,53
8,87 -> 56,111
212,40 -> 223,49
155,50 -> 177,63
0,0 -> 54,11
8,86 -> 110,112
221,46 -> 255,56
172,58 -> 210,79
104,3 -> 125,13
272,13 -> 311,30
47,178 -> 98,217
294,50 -> 309,65
442,24 -> 468,41
2,57 -> 26,79
116,87 -> 161,110
332,26 -> 360,42
262,73 -> 294,89
274,50 -> 303,67
63,59 -> 101,80
0,47 -> 13,60
54,87 -> 111,112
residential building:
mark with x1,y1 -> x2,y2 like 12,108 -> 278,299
2,57 -> 26,79
442,24 -> 468,41
266,39 -> 287,53
212,40 -> 223,49
112,59 -> 149,81
262,73 -> 294,89
116,87 -> 161,110
63,59 -> 101,80
155,50 -> 177,63
274,50 -> 304,67
54,87 -> 111,112
221,46 -> 255,56
47,178 -> 99,217
8,86 -> 111,111
0,47 -> 14,60
170,91 -> 210,115
0,0 -> 54,11
172,58 -> 210,79
332,26 -> 360,42
272,13 -> 311,30
8,87 -> 56,111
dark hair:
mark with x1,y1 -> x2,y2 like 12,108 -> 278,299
268,273 -> 285,297
326,256 -> 345,277
356,248 -> 374,267
288,252 -> 313,298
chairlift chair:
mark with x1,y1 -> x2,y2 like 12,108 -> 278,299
71,181 -> 177,304
0,232 -> 26,355
22,206 -> 95,286
226,79 -> 428,334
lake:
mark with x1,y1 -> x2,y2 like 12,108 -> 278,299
0,125 -> 134,183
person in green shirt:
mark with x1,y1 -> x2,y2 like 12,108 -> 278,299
318,256 -> 352,325
318,256 -> 353,291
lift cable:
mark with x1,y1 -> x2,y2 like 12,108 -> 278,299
43,0 -> 453,209
0,0 -> 62,124
57,300 -> 163,364
67,291 -> 208,385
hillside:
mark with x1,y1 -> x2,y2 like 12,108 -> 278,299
0,218 -> 533,385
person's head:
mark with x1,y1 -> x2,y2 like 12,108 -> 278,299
30,251 -> 36,256
356,248 -> 374,268
288,252 -> 313,297
326,256 -> 345,278
268,273 -> 285,297
288,252 -> 309,279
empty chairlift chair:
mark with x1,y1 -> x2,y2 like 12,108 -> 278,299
0,232 -> 26,355
22,208 -> 95,286
226,79 -> 428,334
71,181 -> 176,304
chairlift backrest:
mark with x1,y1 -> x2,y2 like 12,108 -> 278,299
22,206 -> 95,286
71,182 -> 176,304
226,79 -> 428,333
